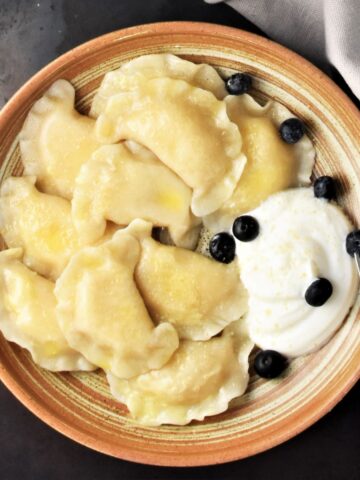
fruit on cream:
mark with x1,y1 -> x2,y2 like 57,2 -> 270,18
235,188 -> 359,357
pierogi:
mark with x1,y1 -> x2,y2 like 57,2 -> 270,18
0,176 -> 84,280
72,143 -> 200,249
107,320 -> 253,426
204,94 -> 316,231
20,79 -> 102,199
0,248 -> 94,371
0,176 -> 120,280
95,77 -> 246,217
55,228 -> 179,379
90,53 -> 227,117
1,53 -> 342,428
126,219 -> 247,341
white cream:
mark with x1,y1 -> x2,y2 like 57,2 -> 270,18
235,188 -> 359,357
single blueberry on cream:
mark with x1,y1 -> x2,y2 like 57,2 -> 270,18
233,215 -> 259,242
305,278 -> 333,307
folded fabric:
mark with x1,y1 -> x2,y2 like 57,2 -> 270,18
205,0 -> 360,99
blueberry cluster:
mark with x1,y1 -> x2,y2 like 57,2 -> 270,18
211,73 -> 359,379
209,215 -> 259,264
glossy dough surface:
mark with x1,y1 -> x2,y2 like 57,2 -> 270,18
55,228 -> 179,379
0,248 -> 94,371
0,54 -> 339,427
95,77 -> 246,216
72,143 -> 200,248
90,53 -> 227,117
204,94 -> 316,231
127,220 -> 247,340
107,320 -> 253,426
20,79 -> 102,199
0,176 -> 83,280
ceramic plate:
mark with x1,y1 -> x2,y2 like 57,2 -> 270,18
0,22 -> 359,466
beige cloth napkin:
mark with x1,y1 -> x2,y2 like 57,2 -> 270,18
205,0 -> 360,99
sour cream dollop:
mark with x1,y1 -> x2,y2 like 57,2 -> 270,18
235,188 -> 359,357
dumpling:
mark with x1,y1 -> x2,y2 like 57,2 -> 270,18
0,176 -> 119,280
54,227 -> 179,379
107,319 -> 253,426
0,176 -> 83,280
95,77 -> 246,217
20,79 -> 102,199
0,248 -> 94,371
90,53 -> 227,117
126,219 -> 247,340
72,143 -> 201,249
204,94 -> 316,231
134,225 -> 247,341
120,54 -> 227,98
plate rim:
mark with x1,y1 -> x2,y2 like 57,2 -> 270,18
0,21 -> 359,467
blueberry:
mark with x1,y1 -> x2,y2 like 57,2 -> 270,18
225,73 -> 252,95
254,350 -> 287,379
209,232 -> 235,263
279,118 -> 305,144
305,278 -> 333,307
346,230 -> 360,257
314,176 -> 336,200
232,215 -> 259,242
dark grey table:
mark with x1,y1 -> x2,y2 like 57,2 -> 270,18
0,1 -> 359,479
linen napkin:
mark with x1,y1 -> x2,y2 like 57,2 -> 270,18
205,0 -> 360,99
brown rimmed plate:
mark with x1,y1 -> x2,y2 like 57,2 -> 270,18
0,22 -> 359,466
